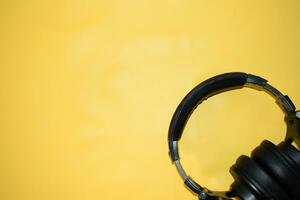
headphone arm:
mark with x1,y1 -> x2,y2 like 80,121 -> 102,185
198,190 -> 235,200
285,110 -> 300,148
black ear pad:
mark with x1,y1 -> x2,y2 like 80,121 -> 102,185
230,155 -> 290,200
251,140 -> 300,199
278,141 -> 300,169
230,181 -> 257,200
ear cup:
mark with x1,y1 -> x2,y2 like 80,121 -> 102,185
230,181 -> 257,200
251,140 -> 300,199
230,155 -> 290,200
278,141 -> 300,169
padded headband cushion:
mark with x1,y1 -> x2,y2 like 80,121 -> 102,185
168,72 -> 248,141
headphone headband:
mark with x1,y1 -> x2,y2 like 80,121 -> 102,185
168,72 -> 299,198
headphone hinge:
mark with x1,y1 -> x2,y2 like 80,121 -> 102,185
285,111 -> 300,145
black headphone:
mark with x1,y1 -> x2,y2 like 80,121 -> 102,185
168,72 -> 300,200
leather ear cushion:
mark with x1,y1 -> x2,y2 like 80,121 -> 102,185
251,140 -> 300,199
230,155 -> 290,200
230,181 -> 257,200
278,141 -> 300,169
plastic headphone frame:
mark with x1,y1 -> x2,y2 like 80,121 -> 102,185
168,72 -> 300,200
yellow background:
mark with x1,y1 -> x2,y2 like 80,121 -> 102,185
1,1 -> 300,200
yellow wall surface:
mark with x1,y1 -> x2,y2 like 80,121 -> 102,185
1,1 -> 300,200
